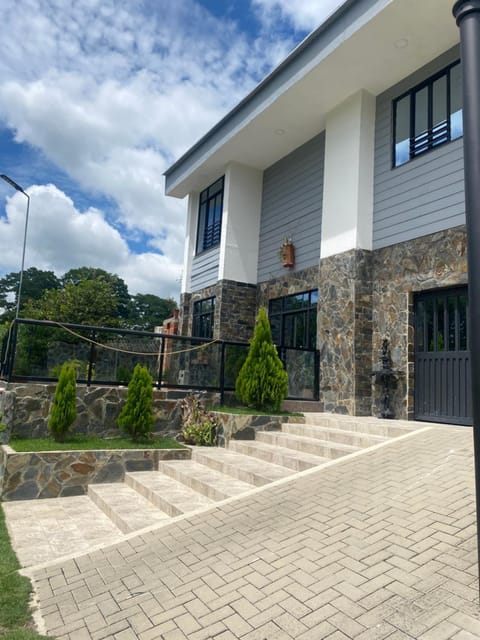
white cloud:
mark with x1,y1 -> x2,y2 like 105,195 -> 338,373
252,0 -> 346,32
0,185 -> 182,299
0,0 -> 309,300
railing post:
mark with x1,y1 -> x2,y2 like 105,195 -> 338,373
220,341 -> 226,405
314,349 -> 320,401
6,321 -> 19,382
157,336 -> 166,389
87,331 -> 96,386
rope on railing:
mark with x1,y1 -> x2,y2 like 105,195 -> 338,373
51,321 -> 221,357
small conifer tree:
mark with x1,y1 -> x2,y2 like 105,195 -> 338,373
235,306 -> 288,411
117,364 -> 154,441
49,362 -> 77,442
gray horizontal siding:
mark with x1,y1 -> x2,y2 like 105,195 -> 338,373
190,248 -> 220,291
257,133 -> 325,282
373,46 -> 465,249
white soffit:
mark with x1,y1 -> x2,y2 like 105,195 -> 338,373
166,0 -> 458,198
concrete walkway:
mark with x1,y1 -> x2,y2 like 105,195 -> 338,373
14,425 -> 480,638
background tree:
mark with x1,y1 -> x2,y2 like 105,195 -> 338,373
235,306 -> 288,412
129,293 -> 177,331
23,279 -> 120,326
0,268 -> 60,322
62,267 -> 131,321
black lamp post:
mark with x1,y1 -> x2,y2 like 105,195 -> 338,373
452,0 -> 480,590
0,174 -> 30,319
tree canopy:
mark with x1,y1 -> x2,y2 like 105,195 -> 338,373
0,267 -> 177,331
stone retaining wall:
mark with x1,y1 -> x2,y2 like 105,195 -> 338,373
0,445 -> 191,501
0,383 -> 219,441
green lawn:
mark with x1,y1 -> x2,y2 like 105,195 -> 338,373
9,434 -> 185,452
0,507 -> 49,639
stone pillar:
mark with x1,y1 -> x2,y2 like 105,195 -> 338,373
318,249 -> 373,415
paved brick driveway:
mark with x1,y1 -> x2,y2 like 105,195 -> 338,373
27,426 -> 480,639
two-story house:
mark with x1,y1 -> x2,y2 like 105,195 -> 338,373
164,0 -> 470,425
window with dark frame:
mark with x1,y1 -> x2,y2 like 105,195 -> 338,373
269,290 -> 318,349
192,297 -> 215,339
393,60 -> 463,168
196,177 -> 224,253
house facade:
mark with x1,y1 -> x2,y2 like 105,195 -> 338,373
165,0 -> 470,425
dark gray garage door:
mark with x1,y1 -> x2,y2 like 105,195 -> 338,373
415,287 -> 472,425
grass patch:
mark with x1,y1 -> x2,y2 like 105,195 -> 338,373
210,405 -> 303,416
0,507 -> 49,639
8,434 -> 185,452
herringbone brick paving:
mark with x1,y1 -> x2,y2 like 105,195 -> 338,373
28,426 -> 480,638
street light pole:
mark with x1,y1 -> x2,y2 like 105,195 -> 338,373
0,174 -> 30,319
452,0 -> 480,595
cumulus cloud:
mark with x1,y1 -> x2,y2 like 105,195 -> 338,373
0,185 -> 181,298
0,0 -> 316,299
252,0 -> 346,32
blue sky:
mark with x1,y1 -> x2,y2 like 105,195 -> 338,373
0,0 -> 344,300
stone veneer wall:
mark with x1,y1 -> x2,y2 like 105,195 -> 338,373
0,383 -> 217,440
180,280 -> 257,341
256,266 -> 319,308
318,249 -> 373,415
0,445 -> 191,501
372,225 -> 468,419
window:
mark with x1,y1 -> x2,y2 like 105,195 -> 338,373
393,60 -> 463,167
269,290 -> 318,349
196,177 -> 224,253
192,297 -> 215,339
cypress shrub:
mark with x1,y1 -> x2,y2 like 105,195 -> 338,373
49,362 -> 77,442
117,364 -> 154,441
235,306 -> 288,411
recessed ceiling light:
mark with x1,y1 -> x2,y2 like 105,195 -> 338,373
275,128 -> 285,136
394,38 -> 409,49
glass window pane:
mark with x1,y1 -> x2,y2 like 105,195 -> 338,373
458,294 -> 468,350
269,298 -> 282,314
432,76 -> 447,127
416,300 -> 425,352
310,290 -> 318,305
414,86 -> 428,137
448,296 -> 456,351
432,76 -> 448,145
450,63 -> 463,140
426,299 -> 434,352
395,95 -> 410,166
436,298 -> 445,351
270,315 -> 281,344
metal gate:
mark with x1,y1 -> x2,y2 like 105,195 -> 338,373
414,287 -> 472,425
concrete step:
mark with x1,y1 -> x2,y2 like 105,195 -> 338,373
158,460 -> 254,501
281,423 -> 387,447
88,483 -> 171,533
256,431 -> 359,459
228,439 -> 329,471
125,471 -> 215,516
191,447 -> 294,486
301,413 -> 419,437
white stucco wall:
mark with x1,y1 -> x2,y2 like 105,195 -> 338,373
220,163 -> 263,284
181,192 -> 199,293
320,89 -> 376,258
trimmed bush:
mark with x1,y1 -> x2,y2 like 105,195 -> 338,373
49,362 -> 77,442
235,306 -> 288,411
117,364 -> 154,441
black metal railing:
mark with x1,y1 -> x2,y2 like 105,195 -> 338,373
0,318 -> 319,402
